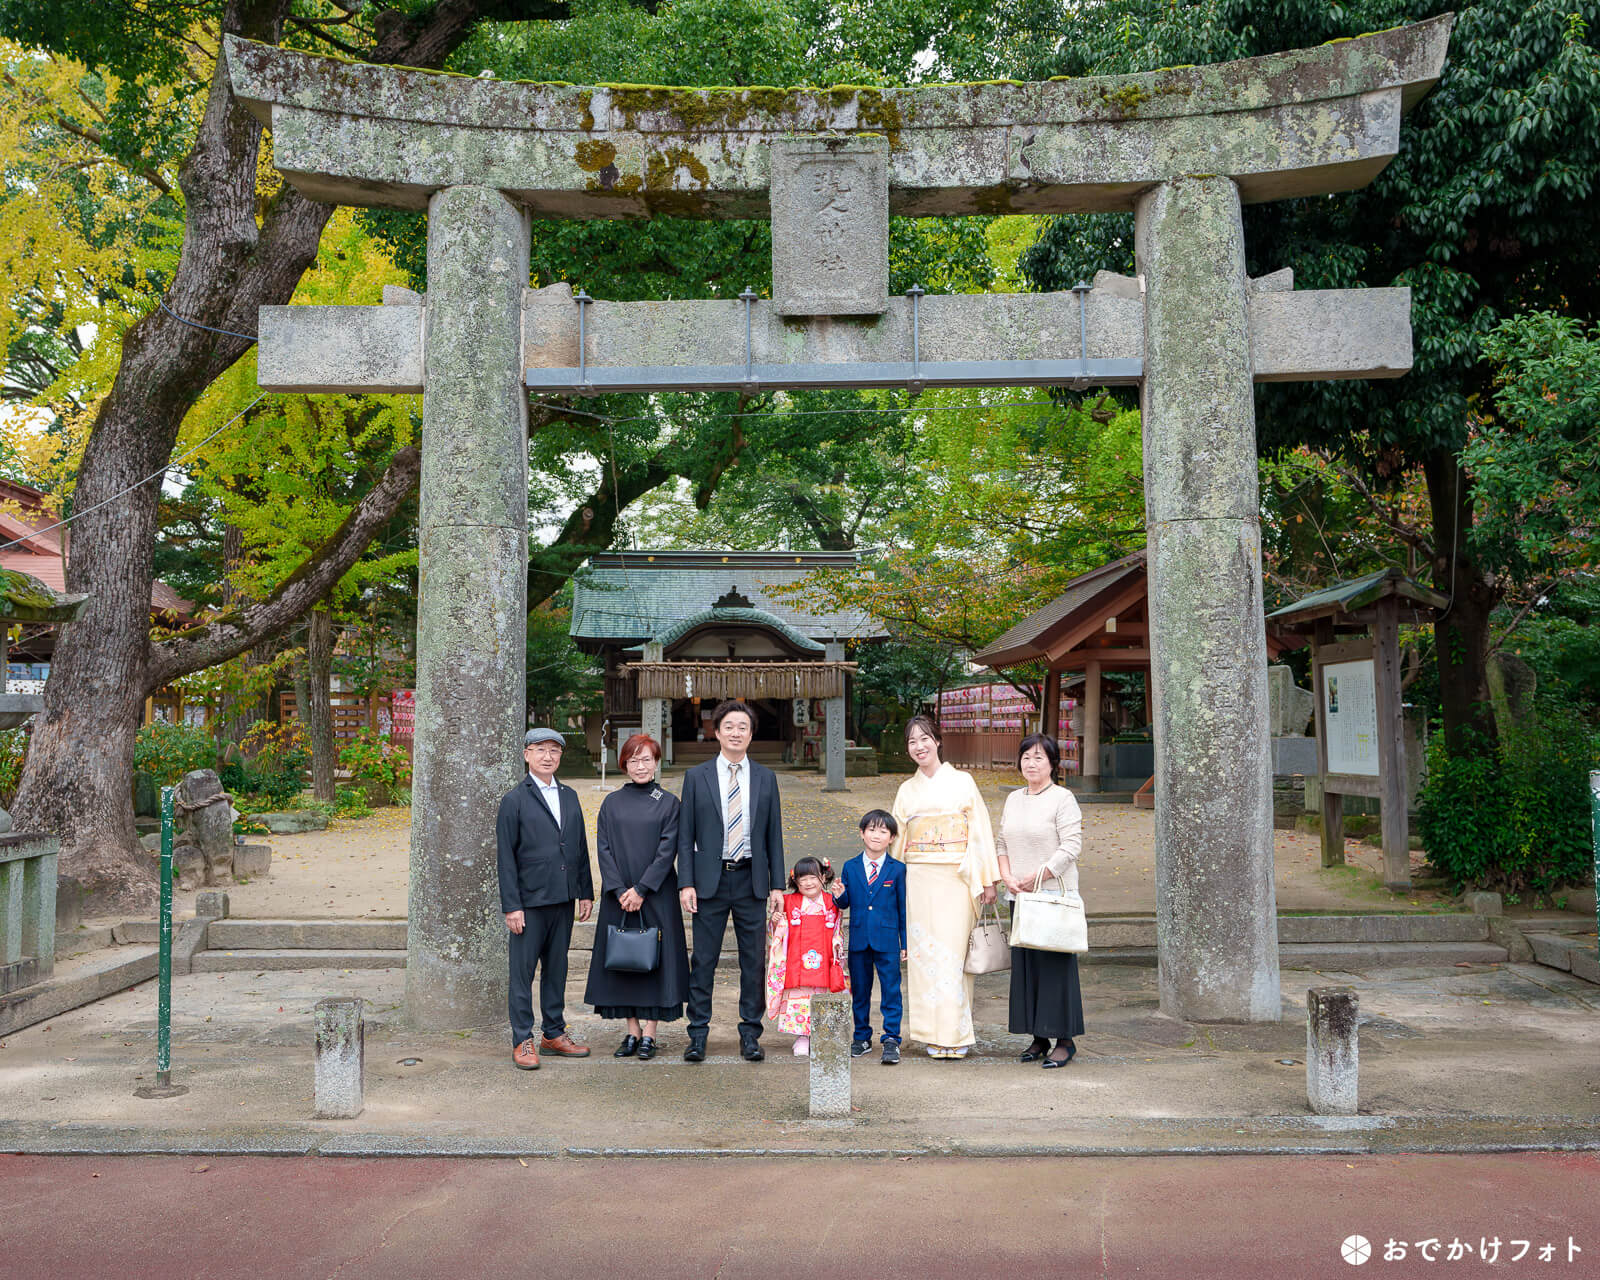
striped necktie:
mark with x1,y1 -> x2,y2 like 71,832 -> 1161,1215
725,762 -> 745,859
868,860 -> 879,885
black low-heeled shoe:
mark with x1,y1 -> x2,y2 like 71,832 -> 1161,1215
614,1034 -> 640,1058
636,1037 -> 657,1060
1019,1037 -> 1050,1063
1042,1039 -> 1077,1069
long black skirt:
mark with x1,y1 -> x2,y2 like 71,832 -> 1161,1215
1007,944 -> 1085,1039
584,889 -> 689,1023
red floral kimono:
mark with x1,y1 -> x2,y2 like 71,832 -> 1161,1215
765,891 -> 847,1035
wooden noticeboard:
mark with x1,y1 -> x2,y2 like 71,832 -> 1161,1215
1310,600 -> 1410,889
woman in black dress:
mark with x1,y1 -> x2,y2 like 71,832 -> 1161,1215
584,733 -> 690,1060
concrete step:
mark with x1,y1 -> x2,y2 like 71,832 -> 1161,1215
0,946 -> 157,1037
190,948 -> 406,973
1081,941 -> 1507,970
207,919 -> 407,950
1085,914 -> 1488,948
1525,932 -> 1600,984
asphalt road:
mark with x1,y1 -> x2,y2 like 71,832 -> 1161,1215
3,1152 -> 1597,1279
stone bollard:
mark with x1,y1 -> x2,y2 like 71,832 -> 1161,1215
1306,986 -> 1359,1116
194,890 -> 229,920
808,992 -> 853,1119
314,997 -> 365,1119
1465,891 -> 1503,916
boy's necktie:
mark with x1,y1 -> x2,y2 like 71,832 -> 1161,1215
725,763 -> 744,859
868,861 -> 879,885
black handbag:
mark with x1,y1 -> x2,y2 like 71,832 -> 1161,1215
605,911 -> 662,973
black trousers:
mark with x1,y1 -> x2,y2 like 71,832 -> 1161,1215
508,901 -> 575,1045
687,862 -> 766,1040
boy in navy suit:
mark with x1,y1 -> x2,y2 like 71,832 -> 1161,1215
831,810 -> 908,1065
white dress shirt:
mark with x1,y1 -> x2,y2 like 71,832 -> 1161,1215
715,752 -> 749,861
862,852 -> 884,884
529,773 -> 562,829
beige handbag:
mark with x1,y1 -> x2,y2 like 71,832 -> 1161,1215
1009,868 -> 1088,954
964,900 -> 1011,974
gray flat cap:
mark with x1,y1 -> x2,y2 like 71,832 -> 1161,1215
524,727 -> 565,747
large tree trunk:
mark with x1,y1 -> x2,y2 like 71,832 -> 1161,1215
1423,448 -> 1499,755
305,607 -> 337,803
10,0 -> 540,911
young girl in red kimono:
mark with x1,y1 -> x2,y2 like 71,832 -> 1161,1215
764,856 -> 848,1055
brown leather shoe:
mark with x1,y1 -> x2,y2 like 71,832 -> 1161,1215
512,1039 -> 540,1070
539,1032 -> 591,1058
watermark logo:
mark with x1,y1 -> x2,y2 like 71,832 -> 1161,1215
1342,1236 -> 1373,1266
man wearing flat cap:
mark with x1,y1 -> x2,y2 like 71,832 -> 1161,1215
497,727 -> 594,1070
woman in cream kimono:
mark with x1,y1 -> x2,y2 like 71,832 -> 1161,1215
891,715 -> 1000,1058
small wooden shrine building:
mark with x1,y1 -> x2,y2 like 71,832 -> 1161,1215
971,551 -> 1154,794
570,550 -> 884,780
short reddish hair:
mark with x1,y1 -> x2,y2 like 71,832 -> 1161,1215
619,733 -> 662,767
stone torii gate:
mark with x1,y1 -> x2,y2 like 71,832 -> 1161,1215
228,16 -> 1451,1029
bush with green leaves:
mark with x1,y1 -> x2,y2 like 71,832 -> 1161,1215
338,729 -> 411,801
220,720 -> 310,807
334,786 -> 372,820
132,722 -> 218,787
0,727 -> 26,807
1418,702 -> 1599,898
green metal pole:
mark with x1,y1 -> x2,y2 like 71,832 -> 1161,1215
157,784 -> 174,1086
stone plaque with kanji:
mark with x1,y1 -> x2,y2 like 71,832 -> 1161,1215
769,137 -> 889,316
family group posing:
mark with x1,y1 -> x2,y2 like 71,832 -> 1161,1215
496,700 -> 1084,1071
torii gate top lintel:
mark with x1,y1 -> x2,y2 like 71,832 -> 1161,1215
224,15 -> 1451,218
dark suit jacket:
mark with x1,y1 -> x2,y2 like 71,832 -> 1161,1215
496,772 -> 594,913
676,755 -> 784,901
833,852 -> 908,953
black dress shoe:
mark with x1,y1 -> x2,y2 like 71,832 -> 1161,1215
614,1035 -> 640,1058
1042,1039 -> 1077,1069
740,1036 -> 765,1062
851,1040 -> 872,1058
684,1038 -> 707,1063
881,1041 -> 901,1066
1019,1037 -> 1050,1064
636,1037 -> 657,1061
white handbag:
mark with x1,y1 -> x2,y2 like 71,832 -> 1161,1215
964,900 -> 1011,974
1009,868 -> 1088,954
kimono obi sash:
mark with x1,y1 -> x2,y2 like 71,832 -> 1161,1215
900,812 -> 971,864
782,893 -> 845,993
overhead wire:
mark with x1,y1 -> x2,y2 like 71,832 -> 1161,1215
0,392 -> 269,555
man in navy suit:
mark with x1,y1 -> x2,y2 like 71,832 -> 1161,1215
497,727 -> 594,1071
832,809 -> 908,1065
677,699 -> 785,1063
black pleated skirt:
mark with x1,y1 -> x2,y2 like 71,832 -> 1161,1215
1007,944 -> 1085,1039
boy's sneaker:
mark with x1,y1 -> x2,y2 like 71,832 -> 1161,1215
881,1041 -> 901,1066
851,1040 -> 873,1058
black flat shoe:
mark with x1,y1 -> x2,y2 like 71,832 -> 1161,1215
614,1035 -> 640,1058
1019,1037 -> 1050,1063
740,1037 -> 765,1062
1042,1040 -> 1077,1069
636,1037 -> 657,1061
684,1039 -> 706,1063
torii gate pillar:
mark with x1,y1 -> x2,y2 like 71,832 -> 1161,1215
1138,177 -> 1277,1021
405,186 -> 530,1028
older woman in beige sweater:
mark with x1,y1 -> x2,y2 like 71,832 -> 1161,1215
995,733 -> 1084,1069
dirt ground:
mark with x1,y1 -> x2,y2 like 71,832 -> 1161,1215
165,766 -> 1444,921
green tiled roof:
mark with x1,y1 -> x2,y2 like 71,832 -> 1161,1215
651,607 -> 824,652
570,550 -> 884,644
1266,567 -> 1448,622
